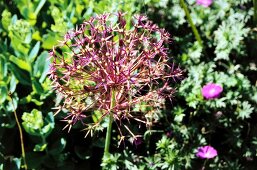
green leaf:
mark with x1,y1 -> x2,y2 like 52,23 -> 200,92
34,143 -> 48,152
101,153 -> 121,169
28,41 -> 40,62
214,20 -> 249,61
174,114 -> 185,123
236,101 -> 254,120
5,93 -> 18,113
9,55 -> 31,72
41,112 -> 54,137
32,78 -> 44,94
22,109 -> 44,136
41,124 -> 53,137
13,0 -> 37,25
49,138 -> 67,155
34,0 -> 47,16
173,107 -> 185,123
0,56 -> 7,80
0,86 -> 7,104
42,32 -> 60,49
19,94 -> 32,104
45,112 -> 55,125
9,74 -> 17,93
74,145 -> 91,160
8,63 -> 31,86
33,51 -> 50,82
49,6 -> 67,33
30,98 -> 44,106
1,10 -> 12,30
8,158 -> 21,170
92,110 -> 102,123
11,14 -> 18,24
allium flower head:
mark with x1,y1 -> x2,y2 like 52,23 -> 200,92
49,12 -> 182,136
196,145 -> 218,159
201,83 -> 223,99
196,0 -> 213,7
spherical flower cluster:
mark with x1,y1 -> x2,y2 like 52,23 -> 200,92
196,0 -> 213,7
196,145 -> 218,159
201,83 -> 223,99
48,12 -> 182,136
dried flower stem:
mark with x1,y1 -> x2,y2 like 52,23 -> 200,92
9,93 -> 28,170
104,88 -> 116,156
180,0 -> 203,46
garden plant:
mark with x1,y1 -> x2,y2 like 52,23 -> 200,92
0,0 -> 257,170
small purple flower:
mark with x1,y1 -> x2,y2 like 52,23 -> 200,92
196,145 -> 217,159
196,0 -> 213,7
201,83 -> 223,99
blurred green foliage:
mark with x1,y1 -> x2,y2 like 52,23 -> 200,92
0,0 -> 257,169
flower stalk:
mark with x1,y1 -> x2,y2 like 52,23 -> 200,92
254,0 -> 257,25
104,89 -> 115,156
180,0 -> 203,46
9,93 -> 28,170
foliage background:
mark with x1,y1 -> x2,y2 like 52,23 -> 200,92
0,0 -> 257,169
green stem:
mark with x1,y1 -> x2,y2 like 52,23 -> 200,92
41,136 -> 49,154
10,94 -> 28,170
180,0 -> 203,46
104,89 -> 116,155
201,159 -> 208,170
254,0 -> 257,25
